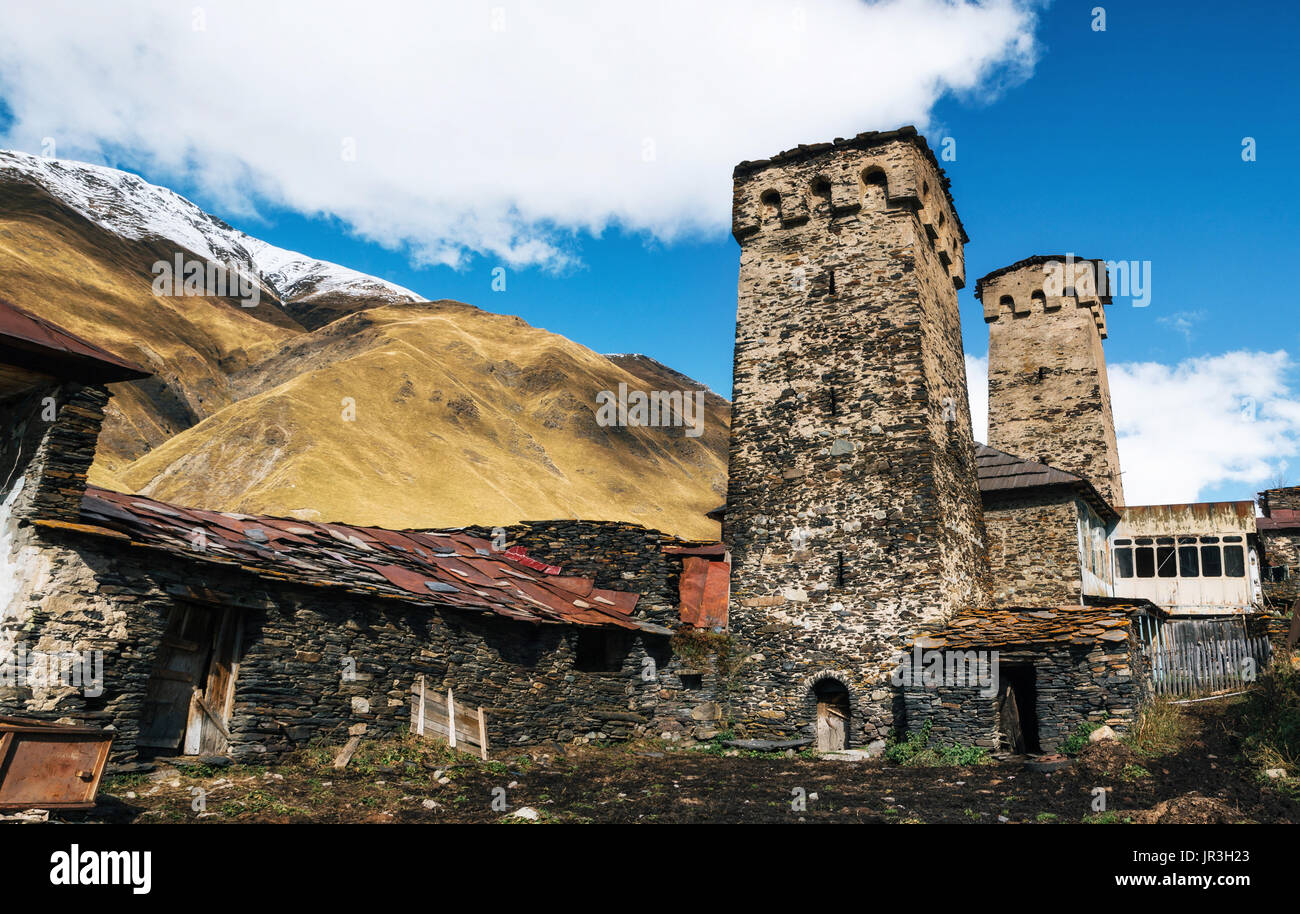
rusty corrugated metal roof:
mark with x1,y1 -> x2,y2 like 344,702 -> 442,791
1118,501 -> 1257,535
58,487 -> 667,634
0,297 -> 150,383
1255,508 -> 1300,532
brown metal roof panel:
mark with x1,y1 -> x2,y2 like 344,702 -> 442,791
0,297 -> 150,383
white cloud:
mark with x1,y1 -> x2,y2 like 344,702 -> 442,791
1109,351 -> 1300,505
0,0 -> 1038,270
965,352 -> 988,442
965,348 -> 1300,506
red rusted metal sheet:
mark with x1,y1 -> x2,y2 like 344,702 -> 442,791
699,561 -> 730,629
678,556 -> 710,626
0,717 -> 113,811
0,296 -> 149,383
588,588 -> 638,614
663,543 -> 727,557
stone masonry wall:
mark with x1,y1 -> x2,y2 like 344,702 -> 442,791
1257,487 -> 1300,609
0,383 -> 109,525
981,258 -> 1124,507
902,634 -> 1148,752
722,131 -> 989,750
0,528 -> 727,763
464,519 -> 691,630
1260,530 -> 1300,609
984,491 -> 1084,607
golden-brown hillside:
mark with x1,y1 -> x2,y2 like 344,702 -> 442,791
0,153 -> 728,538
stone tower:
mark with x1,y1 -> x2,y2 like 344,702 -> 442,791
978,255 -> 1124,507
723,127 -> 989,750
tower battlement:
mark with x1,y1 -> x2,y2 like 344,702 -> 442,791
977,255 -> 1112,338
730,127 -> 967,289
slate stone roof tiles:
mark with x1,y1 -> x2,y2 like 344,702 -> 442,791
42,486 -> 669,634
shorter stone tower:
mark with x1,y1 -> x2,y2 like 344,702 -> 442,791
978,255 -> 1124,508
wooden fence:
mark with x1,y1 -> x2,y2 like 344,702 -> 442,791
1134,615 -> 1273,699
409,675 -> 489,759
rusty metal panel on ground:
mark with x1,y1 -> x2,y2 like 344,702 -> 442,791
0,717 -> 113,811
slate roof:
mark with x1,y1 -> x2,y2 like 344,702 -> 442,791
0,297 -> 149,383
37,486 -> 669,634
912,604 -> 1142,650
976,444 -> 1118,522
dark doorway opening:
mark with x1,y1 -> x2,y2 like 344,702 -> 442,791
996,664 -> 1040,754
138,602 -> 243,758
813,678 -> 850,751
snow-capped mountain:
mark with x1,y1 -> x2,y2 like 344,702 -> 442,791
0,149 -> 421,312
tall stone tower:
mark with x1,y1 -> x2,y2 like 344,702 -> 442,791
978,255 -> 1124,507
723,127 -> 989,750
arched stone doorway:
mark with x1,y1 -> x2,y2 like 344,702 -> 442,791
813,677 -> 850,751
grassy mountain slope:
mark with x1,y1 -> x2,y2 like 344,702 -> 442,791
120,302 -> 728,537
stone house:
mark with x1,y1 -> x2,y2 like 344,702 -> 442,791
0,298 -> 731,762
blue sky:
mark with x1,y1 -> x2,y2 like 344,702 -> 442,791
1,0 -> 1297,505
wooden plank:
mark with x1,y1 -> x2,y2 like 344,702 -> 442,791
447,689 -> 456,749
478,707 -> 489,761
333,735 -> 362,769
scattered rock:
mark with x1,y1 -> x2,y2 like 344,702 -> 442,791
1089,725 -> 1117,743
511,806 -> 540,821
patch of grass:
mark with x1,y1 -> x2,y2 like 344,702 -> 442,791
885,721 -> 991,767
1035,811 -> 1058,823
1124,699 -> 1189,758
1082,811 -> 1130,824
1061,721 -> 1104,757
1121,763 -> 1151,781
1238,662 -> 1300,776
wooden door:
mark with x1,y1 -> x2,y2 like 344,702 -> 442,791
138,604 -> 242,755
997,683 -> 1026,754
816,697 -> 848,751
137,605 -> 215,750
188,607 -> 242,755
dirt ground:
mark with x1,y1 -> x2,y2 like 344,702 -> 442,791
54,701 -> 1300,824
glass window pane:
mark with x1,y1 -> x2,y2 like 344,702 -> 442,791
1115,547 -> 1134,578
1178,545 -> 1199,577
1136,547 -> 1156,578
1157,546 -> 1177,577
1224,545 -> 1245,577
1201,545 -> 1222,577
